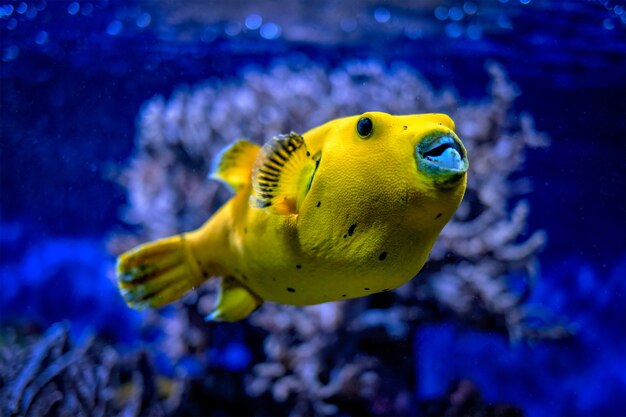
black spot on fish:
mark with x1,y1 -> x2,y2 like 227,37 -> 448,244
287,287 -> 296,293
435,213 -> 442,219
202,271 -> 209,278
364,288 -> 370,291
244,227 -> 248,234
348,224 -> 357,236
379,252 -> 387,261
342,294 -> 347,297
316,201 -> 321,208
343,234 -> 347,239
403,125 -> 408,130
296,264 -> 302,269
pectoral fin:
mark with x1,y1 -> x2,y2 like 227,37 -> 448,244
250,132 -> 320,215
206,276 -> 263,322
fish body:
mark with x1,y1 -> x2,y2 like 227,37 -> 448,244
117,112 -> 468,321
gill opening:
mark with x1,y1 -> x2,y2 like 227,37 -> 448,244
306,151 -> 321,194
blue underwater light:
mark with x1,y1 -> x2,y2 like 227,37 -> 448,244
415,256 -> 626,417
0,223 -> 142,344
0,0 -> 624,415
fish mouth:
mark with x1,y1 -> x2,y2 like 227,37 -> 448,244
416,133 -> 468,185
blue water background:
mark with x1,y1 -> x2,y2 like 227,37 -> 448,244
1,0 -> 625,415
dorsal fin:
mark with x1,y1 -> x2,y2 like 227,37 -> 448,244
210,140 -> 261,192
251,132 -> 320,215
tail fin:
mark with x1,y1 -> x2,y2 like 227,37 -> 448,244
117,234 -> 207,310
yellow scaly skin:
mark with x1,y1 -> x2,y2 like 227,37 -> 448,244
117,112 -> 468,321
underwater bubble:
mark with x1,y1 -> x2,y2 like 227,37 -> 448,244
404,25 -> 423,39
449,6 -> 464,21
16,2 -> 27,14
498,15 -> 513,29
467,24 -> 482,40
614,5 -> 624,15
374,7 -> 391,23
35,0 -> 46,11
260,22 -> 281,39
245,13 -> 262,30
106,20 -> 123,36
0,4 -> 14,17
445,22 -> 463,38
136,12 -> 151,28
3,46 -> 19,62
6,18 -> 17,30
603,18 -> 615,30
67,2 -> 80,15
434,6 -> 448,20
225,21 -> 242,36
81,2 -> 93,15
35,30 -> 48,45
340,17 -> 357,32
26,6 -> 37,19
463,1 -> 478,15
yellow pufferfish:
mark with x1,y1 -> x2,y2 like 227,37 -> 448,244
117,112 -> 469,322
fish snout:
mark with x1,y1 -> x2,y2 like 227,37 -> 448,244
416,133 -> 468,187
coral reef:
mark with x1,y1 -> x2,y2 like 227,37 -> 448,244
0,322 -> 183,417
424,64 -> 560,342
420,379 -> 523,417
415,255 -> 626,417
110,60 -> 567,415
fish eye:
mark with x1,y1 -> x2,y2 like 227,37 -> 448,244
357,117 -> 373,138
